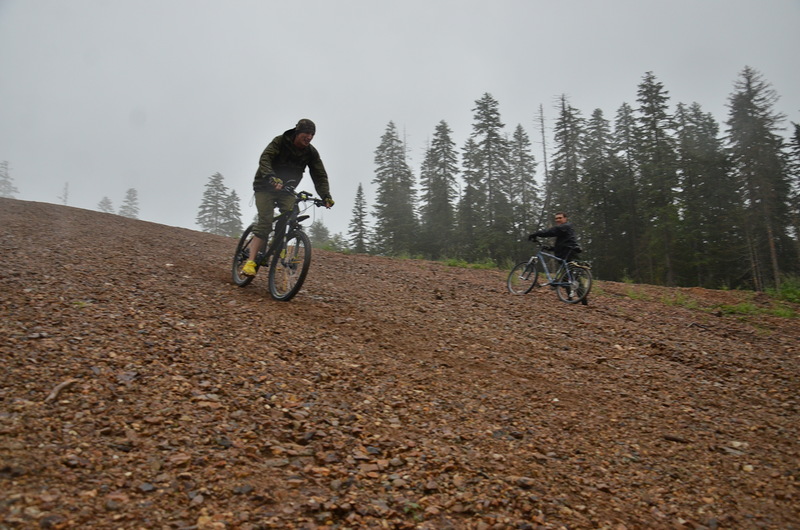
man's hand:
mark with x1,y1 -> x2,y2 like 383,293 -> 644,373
323,197 -> 335,208
269,176 -> 283,190
528,234 -> 538,241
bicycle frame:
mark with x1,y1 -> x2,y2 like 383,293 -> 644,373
507,240 -> 592,303
527,247 -> 572,288
254,189 -> 318,267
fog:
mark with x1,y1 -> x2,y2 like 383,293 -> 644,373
1,0 -> 798,237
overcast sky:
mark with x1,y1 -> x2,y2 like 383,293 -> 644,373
1,0 -> 798,237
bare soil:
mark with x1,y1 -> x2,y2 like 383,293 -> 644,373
1,198 -> 798,529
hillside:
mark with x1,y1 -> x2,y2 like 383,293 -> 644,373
1,198 -> 798,529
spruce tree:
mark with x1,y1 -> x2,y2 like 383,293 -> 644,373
508,124 -> 539,246
582,108 -> 622,280
309,219 -> 331,246
726,66 -> 792,289
634,72 -> 679,285
97,196 -> 114,214
118,188 -> 139,219
547,95 -> 584,226
456,137 -> 487,261
467,93 -> 514,263
371,121 -> 418,256
348,183 -> 369,253
674,102 -> 742,288
611,102 -> 643,280
220,189 -> 243,237
0,161 -> 19,199
197,173 -> 229,235
418,120 -> 459,259
788,123 -> 800,264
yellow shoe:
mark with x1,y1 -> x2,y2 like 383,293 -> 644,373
242,260 -> 257,276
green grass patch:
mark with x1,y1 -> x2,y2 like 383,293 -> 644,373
443,258 -> 497,270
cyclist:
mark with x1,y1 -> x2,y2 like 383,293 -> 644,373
242,119 -> 334,277
529,212 -> 588,304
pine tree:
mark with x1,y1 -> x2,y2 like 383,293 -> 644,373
634,71 -> 679,285
611,102 -> 643,280
581,108 -> 622,280
371,121 -> 418,256
309,219 -> 331,246
97,196 -> 114,213
118,188 -> 139,219
418,120 -> 459,259
220,189 -> 243,237
788,122 -> 800,264
467,93 -> 514,263
348,183 -> 369,253
548,95 -> 584,225
196,173 -> 230,235
58,182 -> 69,206
726,66 -> 793,289
0,161 -> 19,199
674,102 -> 743,288
457,137 -> 488,261
508,124 -> 539,244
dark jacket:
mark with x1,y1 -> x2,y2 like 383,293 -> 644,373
253,129 -> 331,198
533,222 -> 579,260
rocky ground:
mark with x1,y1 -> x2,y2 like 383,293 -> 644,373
1,197 -> 798,529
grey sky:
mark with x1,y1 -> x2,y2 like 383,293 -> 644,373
1,0 -> 798,237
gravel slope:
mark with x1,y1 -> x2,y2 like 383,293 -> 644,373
1,198 -> 798,529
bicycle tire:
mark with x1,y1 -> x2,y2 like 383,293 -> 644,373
232,224 -> 256,287
269,230 -> 312,301
507,261 -> 539,295
555,263 -> 592,304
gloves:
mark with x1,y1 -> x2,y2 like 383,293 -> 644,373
269,176 -> 283,189
528,234 -> 538,241
323,197 -> 335,208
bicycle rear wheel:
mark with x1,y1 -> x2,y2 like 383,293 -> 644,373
269,230 -> 312,301
232,224 -> 257,287
507,261 -> 539,295
555,264 -> 592,304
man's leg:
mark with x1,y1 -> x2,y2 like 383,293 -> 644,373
243,191 -> 277,276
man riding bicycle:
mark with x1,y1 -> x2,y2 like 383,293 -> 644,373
242,118 -> 334,277
529,211 -> 588,305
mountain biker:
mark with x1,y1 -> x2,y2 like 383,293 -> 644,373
242,119 -> 334,277
529,212 -> 588,304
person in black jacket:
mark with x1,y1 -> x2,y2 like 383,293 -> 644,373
242,119 -> 334,277
529,212 -> 588,305
528,212 -> 580,261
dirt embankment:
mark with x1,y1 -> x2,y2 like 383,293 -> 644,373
1,198 -> 798,529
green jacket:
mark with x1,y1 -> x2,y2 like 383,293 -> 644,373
253,129 -> 331,199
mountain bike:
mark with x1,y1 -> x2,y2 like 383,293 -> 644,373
507,237 -> 592,304
231,187 -> 325,301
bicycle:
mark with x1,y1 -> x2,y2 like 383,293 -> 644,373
231,187 -> 326,301
507,237 -> 592,304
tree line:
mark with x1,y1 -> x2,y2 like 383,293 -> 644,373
346,67 -> 799,291
10,65 -> 794,292
0,165 -> 142,220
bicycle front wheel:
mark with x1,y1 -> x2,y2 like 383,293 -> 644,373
507,261 -> 539,295
232,224 -> 256,287
269,230 -> 312,301
556,264 -> 592,304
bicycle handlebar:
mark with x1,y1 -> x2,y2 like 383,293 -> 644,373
281,186 -> 326,207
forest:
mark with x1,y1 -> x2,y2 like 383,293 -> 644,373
351,66 -> 799,291
8,67 -> 791,292
192,68 -> 799,291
